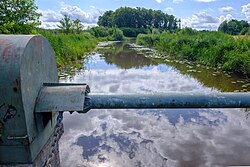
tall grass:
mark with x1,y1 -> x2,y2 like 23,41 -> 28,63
137,30 -> 250,76
41,31 -> 98,67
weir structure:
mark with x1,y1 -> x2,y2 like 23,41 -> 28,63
0,35 -> 250,166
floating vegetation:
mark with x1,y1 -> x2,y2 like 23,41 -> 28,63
164,59 -> 171,62
127,43 -> 144,48
187,69 -> 197,73
242,85 -> 248,88
97,41 -> 116,48
186,65 -> 193,69
237,80 -> 245,83
244,83 -> 250,86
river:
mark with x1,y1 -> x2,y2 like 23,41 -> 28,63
59,42 -> 250,167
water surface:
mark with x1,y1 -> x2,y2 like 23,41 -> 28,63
59,42 -> 250,167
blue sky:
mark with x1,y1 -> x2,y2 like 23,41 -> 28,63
36,0 -> 250,30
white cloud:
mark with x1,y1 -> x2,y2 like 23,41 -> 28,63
219,14 -> 233,23
165,7 -> 175,14
194,0 -> 216,2
219,6 -> 235,13
242,3 -> 250,21
155,0 -> 164,3
59,2 -> 104,24
182,11 -> 219,30
181,8 -> 234,30
173,0 -> 183,4
38,2 -> 105,29
38,9 -> 63,22
40,22 -> 60,29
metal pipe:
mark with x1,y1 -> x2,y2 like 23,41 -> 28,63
82,93 -> 250,112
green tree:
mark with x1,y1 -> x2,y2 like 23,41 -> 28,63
73,19 -> 84,34
97,10 -> 114,27
112,27 -> 124,41
218,19 -> 250,35
97,7 -> 178,31
58,15 -> 72,34
0,0 -> 41,34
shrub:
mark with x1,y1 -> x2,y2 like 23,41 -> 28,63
136,30 -> 250,75
40,31 -> 98,67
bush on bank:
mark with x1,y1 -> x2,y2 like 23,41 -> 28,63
89,26 -> 125,41
136,28 -> 250,76
40,31 -> 98,67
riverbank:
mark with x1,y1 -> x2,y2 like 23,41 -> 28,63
136,29 -> 250,76
41,32 -> 98,68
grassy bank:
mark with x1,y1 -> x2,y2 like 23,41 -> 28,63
41,31 -> 98,68
136,29 -> 250,76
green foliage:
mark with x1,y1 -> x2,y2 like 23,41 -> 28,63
152,28 -> 160,34
72,19 -> 84,34
98,7 -> 179,31
218,19 -> 250,35
40,30 -> 98,67
240,27 -> 250,35
58,15 -> 72,34
89,26 -> 124,41
120,27 -> 149,37
97,10 -> 114,27
137,30 -> 250,75
0,0 -> 41,34
136,34 -> 161,47
112,28 -> 124,41
57,15 -> 84,34
89,26 -> 109,38
178,27 -> 197,35
246,29 -> 250,35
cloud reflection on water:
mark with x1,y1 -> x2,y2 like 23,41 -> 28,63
59,53 -> 250,167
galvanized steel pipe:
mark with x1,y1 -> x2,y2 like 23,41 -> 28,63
82,92 -> 250,112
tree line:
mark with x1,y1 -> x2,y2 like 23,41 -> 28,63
1,0 -> 250,37
218,19 -> 250,35
98,7 -> 180,31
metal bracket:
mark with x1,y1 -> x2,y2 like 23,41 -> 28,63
35,83 -> 90,113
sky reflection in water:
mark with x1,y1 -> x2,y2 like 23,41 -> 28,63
59,43 -> 250,167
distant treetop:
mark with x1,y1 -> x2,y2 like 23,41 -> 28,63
98,7 -> 179,31
218,19 -> 250,35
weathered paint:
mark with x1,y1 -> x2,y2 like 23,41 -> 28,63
0,35 -> 58,164
35,83 -> 90,113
